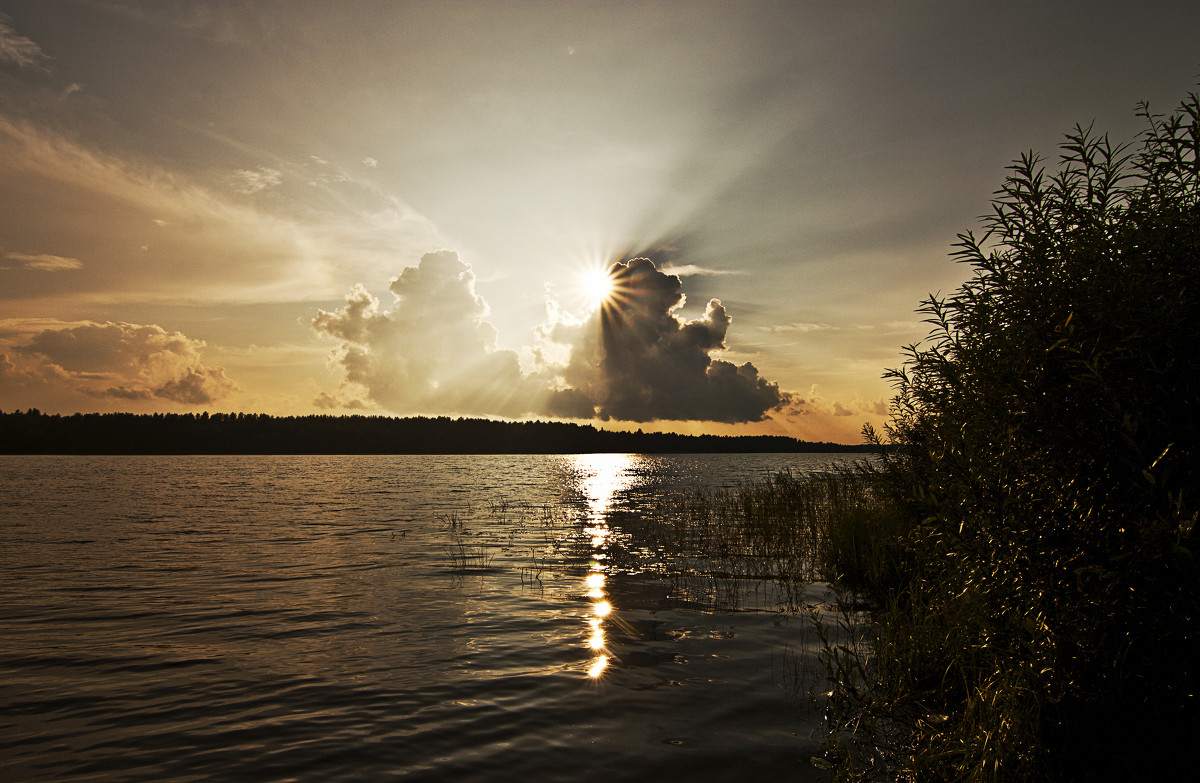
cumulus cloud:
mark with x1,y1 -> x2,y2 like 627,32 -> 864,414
5,252 -> 83,271
540,257 -> 790,422
314,253 -> 791,424
312,250 -> 543,417
313,390 -> 368,410
781,386 -> 888,422
857,397 -> 890,416
2,320 -> 237,405
0,16 -> 47,70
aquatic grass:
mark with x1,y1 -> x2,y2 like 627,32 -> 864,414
440,512 -> 497,571
519,547 -> 547,586
617,468 -> 868,573
601,465 -> 887,612
446,498 -> 586,583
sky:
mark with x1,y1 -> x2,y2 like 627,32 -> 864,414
2,0 -> 1199,444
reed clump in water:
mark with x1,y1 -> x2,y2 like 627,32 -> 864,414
440,512 -> 497,572
611,464 -> 886,612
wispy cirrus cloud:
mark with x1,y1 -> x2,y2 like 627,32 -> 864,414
657,263 -> 739,277
0,114 -> 448,305
0,15 -> 48,71
84,1 -> 271,49
5,252 -> 83,272
230,167 -> 282,194
762,321 -> 836,334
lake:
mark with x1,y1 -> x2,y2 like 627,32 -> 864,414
0,453 -> 861,781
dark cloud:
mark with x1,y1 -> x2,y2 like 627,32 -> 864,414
544,258 -> 790,423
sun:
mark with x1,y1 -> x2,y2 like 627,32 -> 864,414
579,266 -> 616,309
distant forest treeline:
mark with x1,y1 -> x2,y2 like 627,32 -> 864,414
0,409 -> 873,455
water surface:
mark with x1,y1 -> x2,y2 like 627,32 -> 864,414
0,453 -> 856,781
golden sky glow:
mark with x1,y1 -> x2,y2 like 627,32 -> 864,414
2,2 -> 1199,442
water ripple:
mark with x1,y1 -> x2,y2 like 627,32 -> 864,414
0,453 -> 854,781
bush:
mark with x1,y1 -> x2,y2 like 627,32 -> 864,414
839,92 -> 1200,780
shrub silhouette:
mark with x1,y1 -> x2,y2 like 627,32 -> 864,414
845,92 -> 1200,780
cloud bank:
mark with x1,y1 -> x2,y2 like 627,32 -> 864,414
0,320 -> 237,406
315,253 -> 790,424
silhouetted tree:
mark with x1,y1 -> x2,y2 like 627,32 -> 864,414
0,409 -> 867,455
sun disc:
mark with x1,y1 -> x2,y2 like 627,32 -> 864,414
580,267 -> 615,308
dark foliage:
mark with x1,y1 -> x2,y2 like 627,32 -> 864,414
0,409 -> 871,455
837,93 -> 1200,780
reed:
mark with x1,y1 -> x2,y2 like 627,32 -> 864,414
607,466 -> 882,612
440,512 -> 496,571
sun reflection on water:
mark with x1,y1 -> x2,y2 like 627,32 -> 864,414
577,453 -> 633,523
587,655 -> 609,679
572,453 -> 639,680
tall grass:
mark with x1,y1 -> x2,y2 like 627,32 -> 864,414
440,512 -> 498,571
605,465 -> 886,613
